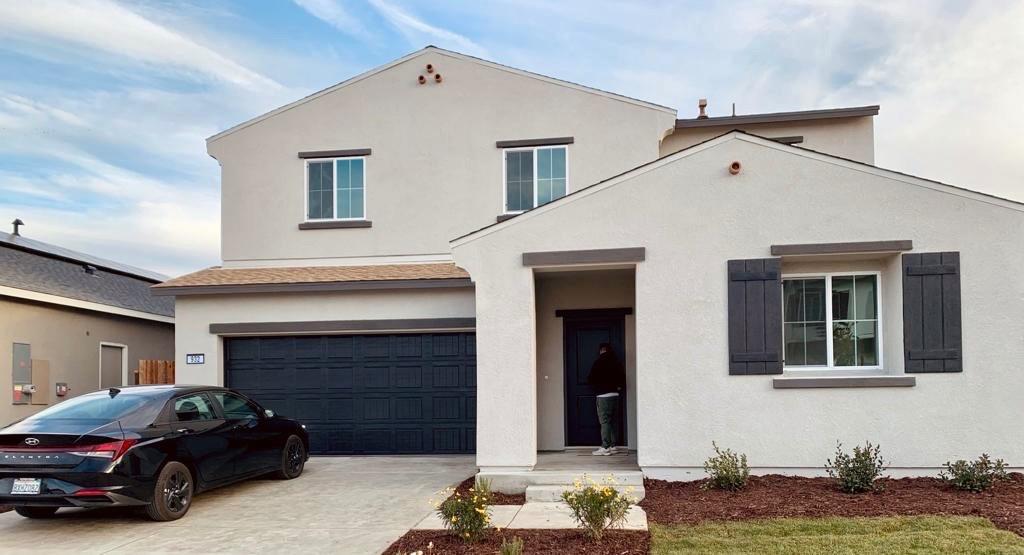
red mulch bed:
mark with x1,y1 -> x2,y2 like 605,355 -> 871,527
449,477 -> 526,506
386,529 -> 648,554
642,472 -> 1024,537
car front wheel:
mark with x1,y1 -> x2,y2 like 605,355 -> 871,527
15,506 -> 58,519
275,435 -> 306,479
145,461 -> 193,521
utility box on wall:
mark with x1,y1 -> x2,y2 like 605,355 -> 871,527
12,343 -> 31,405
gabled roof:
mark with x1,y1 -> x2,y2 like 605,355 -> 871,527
207,46 -> 677,143
451,129 -> 1024,246
675,105 -> 879,129
0,231 -> 167,282
0,239 -> 175,319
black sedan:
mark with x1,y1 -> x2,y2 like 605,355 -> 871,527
0,385 -> 308,521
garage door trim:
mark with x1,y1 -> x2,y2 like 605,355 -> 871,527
210,318 -> 475,335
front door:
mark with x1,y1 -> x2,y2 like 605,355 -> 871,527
563,312 -> 627,446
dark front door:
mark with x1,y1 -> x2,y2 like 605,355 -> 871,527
563,312 -> 627,446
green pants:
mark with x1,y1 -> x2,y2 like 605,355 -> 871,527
596,395 -> 618,449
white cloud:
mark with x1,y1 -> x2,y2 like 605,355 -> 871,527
0,0 -> 280,91
292,0 -> 373,39
367,0 -> 487,56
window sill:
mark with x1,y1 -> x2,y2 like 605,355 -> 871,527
298,220 -> 372,230
772,375 -> 916,389
497,213 -> 521,223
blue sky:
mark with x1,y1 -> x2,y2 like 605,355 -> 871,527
1,0 -> 1022,276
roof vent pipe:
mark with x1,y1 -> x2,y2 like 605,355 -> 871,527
11,218 -> 24,236
698,98 -> 708,119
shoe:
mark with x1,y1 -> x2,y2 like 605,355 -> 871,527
591,447 -> 611,456
607,446 -> 622,454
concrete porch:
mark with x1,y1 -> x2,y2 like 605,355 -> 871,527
479,449 -> 645,502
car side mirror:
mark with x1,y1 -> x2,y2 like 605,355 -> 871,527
263,409 -> 275,418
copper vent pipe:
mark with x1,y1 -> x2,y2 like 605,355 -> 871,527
418,75 -> 426,85
425,63 -> 434,73
729,161 -> 742,175
434,73 -> 442,83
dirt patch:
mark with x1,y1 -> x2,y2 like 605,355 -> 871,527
448,477 -> 526,506
642,472 -> 1024,537
386,529 -> 649,554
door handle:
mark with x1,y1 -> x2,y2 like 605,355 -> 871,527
176,428 -> 195,434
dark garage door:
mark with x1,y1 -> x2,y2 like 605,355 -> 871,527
225,333 -> 475,455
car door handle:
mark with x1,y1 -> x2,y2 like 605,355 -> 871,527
176,428 -> 195,434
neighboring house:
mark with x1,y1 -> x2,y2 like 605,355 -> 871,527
155,47 -> 1023,480
1,226 -> 174,425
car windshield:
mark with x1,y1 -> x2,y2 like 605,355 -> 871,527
23,391 -> 162,424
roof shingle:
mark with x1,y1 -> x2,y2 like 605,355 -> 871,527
153,263 -> 470,291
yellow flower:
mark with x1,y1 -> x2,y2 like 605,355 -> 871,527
451,515 -> 458,523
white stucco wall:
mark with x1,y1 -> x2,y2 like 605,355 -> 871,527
173,288 -> 475,385
535,270 -> 637,451
208,48 -> 676,267
661,116 -> 875,164
454,133 -> 1024,475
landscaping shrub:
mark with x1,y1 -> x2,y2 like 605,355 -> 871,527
826,441 -> 888,493
499,535 -> 524,555
941,454 -> 1009,492
436,478 -> 492,542
561,474 -> 635,541
702,442 -> 750,491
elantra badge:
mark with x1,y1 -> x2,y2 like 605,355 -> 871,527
23,438 -> 39,446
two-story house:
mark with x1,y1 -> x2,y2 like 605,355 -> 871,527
154,47 -> 1023,486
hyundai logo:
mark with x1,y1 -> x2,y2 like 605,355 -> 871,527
23,438 -> 39,446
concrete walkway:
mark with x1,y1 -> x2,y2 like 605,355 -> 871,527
0,456 -> 475,555
413,502 -> 648,530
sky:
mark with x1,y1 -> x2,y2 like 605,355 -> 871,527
1,0 -> 1022,277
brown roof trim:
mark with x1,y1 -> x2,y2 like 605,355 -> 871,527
676,105 -> 879,129
771,240 -> 912,256
522,247 -> 645,267
769,135 -> 804,145
298,220 -> 372,230
495,137 -> 574,149
210,317 -> 475,335
298,148 -> 371,159
773,376 -> 916,389
152,278 -> 473,296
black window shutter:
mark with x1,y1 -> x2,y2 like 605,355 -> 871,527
902,252 -> 962,373
728,258 -> 783,375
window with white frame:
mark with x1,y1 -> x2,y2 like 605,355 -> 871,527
306,157 -> 365,220
504,146 -> 567,213
782,273 -> 880,368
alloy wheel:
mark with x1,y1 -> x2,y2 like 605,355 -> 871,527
286,440 -> 304,475
164,469 -> 192,513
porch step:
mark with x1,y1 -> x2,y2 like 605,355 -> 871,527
525,484 -> 646,503
478,470 -> 645,495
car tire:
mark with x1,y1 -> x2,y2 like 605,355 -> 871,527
14,506 -> 58,519
145,461 -> 193,521
275,435 -> 306,480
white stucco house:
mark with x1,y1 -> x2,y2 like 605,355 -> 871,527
155,46 -> 1023,487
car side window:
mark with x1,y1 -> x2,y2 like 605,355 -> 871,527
173,394 -> 217,422
213,392 -> 260,420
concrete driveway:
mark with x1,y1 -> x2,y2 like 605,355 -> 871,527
0,456 -> 475,555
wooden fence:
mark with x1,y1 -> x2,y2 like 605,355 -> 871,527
136,360 -> 175,385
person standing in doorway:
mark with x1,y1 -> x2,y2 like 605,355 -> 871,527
587,342 -> 626,456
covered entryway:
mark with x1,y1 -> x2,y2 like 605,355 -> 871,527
225,333 -> 476,455
561,308 -> 629,446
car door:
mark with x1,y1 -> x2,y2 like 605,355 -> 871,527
211,391 -> 279,476
169,393 -> 236,484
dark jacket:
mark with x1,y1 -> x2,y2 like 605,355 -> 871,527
587,352 -> 626,395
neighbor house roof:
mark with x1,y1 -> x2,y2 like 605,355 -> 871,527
0,234 -> 175,321
675,105 -> 880,129
207,46 -> 676,144
152,263 -> 471,296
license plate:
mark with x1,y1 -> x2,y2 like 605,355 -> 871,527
11,478 -> 41,495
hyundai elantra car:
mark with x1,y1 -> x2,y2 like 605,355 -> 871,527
0,385 -> 308,521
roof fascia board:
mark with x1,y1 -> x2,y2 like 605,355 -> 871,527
675,105 -> 879,128
152,278 -> 474,296
0,285 -> 174,323
208,47 -> 676,145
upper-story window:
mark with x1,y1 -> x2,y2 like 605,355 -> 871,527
504,146 -> 567,213
782,273 -> 881,369
306,157 -> 365,221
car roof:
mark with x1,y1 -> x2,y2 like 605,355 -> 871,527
81,384 -> 231,398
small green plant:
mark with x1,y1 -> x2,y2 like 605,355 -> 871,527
435,478 -> 492,542
702,442 -> 750,491
561,474 -> 635,541
941,454 -> 1008,492
499,536 -> 524,555
826,441 -> 888,493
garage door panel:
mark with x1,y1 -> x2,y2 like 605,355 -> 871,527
226,333 -> 475,455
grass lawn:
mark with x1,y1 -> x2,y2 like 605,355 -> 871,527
650,515 -> 1024,554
